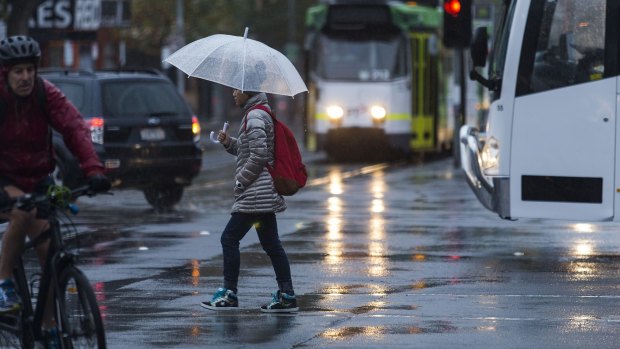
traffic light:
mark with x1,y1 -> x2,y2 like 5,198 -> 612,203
442,0 -> 472,48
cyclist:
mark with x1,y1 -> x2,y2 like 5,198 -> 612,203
0,35 -> 110,324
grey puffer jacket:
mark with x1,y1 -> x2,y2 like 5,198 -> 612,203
224,93 -> 286,213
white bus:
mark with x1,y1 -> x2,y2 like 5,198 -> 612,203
461,0 -> 616,221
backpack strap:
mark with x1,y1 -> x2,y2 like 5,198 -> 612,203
0,94 -> 4,127
36,76 -> 49,119
244,105 -> 279,172
36,77 -> 54,167
243,104 -> 275,132
250,105 -> 275,119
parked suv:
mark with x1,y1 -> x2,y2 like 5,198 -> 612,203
40,68 -> 203,210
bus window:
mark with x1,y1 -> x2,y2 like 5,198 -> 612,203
518,0 -> 606,96
487,0 -> 516,101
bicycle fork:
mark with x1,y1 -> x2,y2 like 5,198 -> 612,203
30,241 -> 74,347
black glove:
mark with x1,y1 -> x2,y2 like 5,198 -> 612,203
88,173 -> 111,193
0,188 -> 12,210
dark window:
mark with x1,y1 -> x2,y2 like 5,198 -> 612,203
328,5 -> 391,29
102,81 -> 191,118
517,0 -> 606,96
487,0 -> 516,101
52,82 -> 87,115
101,1 -> 116,17
101,0 -> 131,27
522,175 -> 603,203
121,0 -> 131,22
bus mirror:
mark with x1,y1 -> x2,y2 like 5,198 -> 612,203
471,27 -> 488,68
470,69 -> 497,91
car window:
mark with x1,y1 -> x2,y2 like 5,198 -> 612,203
50,81 -> 87,114
102,80 -> 191,118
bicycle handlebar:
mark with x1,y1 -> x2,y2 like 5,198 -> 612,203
1,185 -> 107,213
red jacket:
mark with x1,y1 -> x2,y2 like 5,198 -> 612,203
0,74 -> 104,192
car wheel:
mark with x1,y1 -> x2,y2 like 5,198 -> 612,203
52,140 -> 82,189
143,185 -> 184,211
52,157 -> 80,188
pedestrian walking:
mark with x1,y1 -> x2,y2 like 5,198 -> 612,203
200,89 -> 298,313
163,28 -> 305,313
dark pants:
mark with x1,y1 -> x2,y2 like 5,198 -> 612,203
221,212 -> 294,295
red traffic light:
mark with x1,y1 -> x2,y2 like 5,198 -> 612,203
444,0 -> 462,17
442,0 -> 471,48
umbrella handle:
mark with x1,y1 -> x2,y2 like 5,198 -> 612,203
209,121 -> 229,143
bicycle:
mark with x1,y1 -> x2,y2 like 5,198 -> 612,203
0,184 -> 106,348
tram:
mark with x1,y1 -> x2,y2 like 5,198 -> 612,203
304,1 -> 456,160
461,0 -> 619,221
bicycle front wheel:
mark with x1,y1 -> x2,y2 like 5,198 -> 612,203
57,266 -> 106,348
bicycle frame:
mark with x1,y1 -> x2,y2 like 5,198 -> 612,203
0,184 -> 106,348
12,210 -> 72,343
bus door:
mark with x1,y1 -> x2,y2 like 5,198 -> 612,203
509,0 -> 616,221
410,32 -> 438,151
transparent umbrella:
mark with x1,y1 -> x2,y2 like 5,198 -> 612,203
164,27 -> 307,97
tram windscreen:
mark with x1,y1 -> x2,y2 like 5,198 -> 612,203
311,33 -> 407,81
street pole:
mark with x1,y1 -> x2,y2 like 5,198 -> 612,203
454,48 -> 466,168
288,0 -> 296,46
176,0 -> 185,95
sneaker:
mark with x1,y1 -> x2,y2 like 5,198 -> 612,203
260,290 -> 298,313
0,279 -> 21,313
200,288 -> 238,310
44,328 -> 61,349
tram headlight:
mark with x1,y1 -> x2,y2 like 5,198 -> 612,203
481,137 -> 500,171
326,105 -> 344,120
370,105 -> 386,120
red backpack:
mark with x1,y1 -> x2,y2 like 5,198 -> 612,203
245,105 -> 307,196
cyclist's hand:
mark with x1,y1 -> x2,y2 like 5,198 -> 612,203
88,173 -> 111,193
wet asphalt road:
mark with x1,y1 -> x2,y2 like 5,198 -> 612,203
18,149 -> 620,348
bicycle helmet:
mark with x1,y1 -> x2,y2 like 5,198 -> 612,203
0,35 -> 41,66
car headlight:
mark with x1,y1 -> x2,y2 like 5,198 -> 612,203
370,105 -> 386,120
481,136 -> 499,171
326,105 -> 344,120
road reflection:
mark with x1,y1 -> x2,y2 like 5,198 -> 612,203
95,282 -> 108,320
368,170 -> 387,278
325,196 -> 343,268
329,170 -> 344,195
320,166 -> 392,319
567,223 -> 599,281
191,259 -> 200,288
323,167 -> 391,278
325,166 -> 345,274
